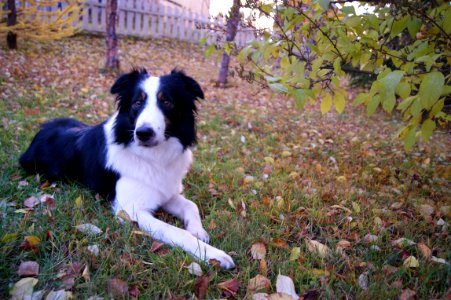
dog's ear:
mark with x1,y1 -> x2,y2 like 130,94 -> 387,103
171,69 -> 204,100
110,68 -> 148,95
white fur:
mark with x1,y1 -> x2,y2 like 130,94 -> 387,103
102,77 -> 235,269
135,76 -> 166,145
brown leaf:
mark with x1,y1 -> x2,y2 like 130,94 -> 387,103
251,242 -> 267,260
399,288 -> 416,300
259,258 -> 268,276
217,277 -> 240,297
417,243 -> 432,259
40,194 -> 56,210
18,261 -> 39,277
272,238 -> 289,249
129,284 -> 140,298
24,196 -> 40,208
150,240 -> 165,253
247,274 -> 271,293
300,289 -> 320,300
108,278 -> 129,297
194,275 -> 209,300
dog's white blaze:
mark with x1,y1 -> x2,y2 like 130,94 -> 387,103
136,76 -> 166,144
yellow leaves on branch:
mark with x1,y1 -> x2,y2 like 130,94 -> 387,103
0,0 -> 84,41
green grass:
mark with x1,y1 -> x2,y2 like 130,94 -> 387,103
0,36 -> 450,299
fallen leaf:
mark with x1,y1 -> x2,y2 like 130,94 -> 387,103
20,236 -> 41,251
363,234 -> 378,244
247,274 -> 271,293
251,242 -> 267,260
275,274 -> 298,299
272,238 -> 289,249
259,258 -> 268,275
24,196 -> 40,208
87,245 -> 100,257
418,204 -> 434,219
336,240 -> 352,255
289,247 -> 301,261
416,243 -> 432,259
150,240 -> 165,253
82,265 -> 90,282
268,292 -> 295,299
40,194 -> 56,210
129,284 -> 140,298
186,262 -> 203,276
403,256 -> 419,268
306,239 -> 331,258
399,288 -> 416,300
117,210 -> 131,222
252,293 -> 270,300
392,238 -> 416,248
300,289 -> 320,300
10,277 -> 38,300
358,272 -> 369,290
75,224 -> 103,236
194,275 -> 209,300
46,289 -> 73,300
18,261 -> 39,277
217,277 -> 240,297
281,151 -> 291,157
108,278 -> 129,297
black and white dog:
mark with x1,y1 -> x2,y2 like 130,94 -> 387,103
19,68 -> 235,269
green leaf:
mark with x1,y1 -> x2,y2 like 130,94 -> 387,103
442,7 -> 451,34
333,58 -> 344,76
391,16 -> 409,37
367,95 -> 380,116
205,44 -> 215,58
292,89 -> 313,110
199,36 -> 207,46
407,16 -> 422,38
321,94 -> 332,114
334,92 -> 346,114
418,72 -> 445,109
396,82 -> 411,99
403,126 -> 417,152
421,119 -> 436,141
397,95 -> 417,112
430,99 -> 444,116
261,3 -> 273,14
269,83 -> 289,93
317,0 -> 331,9
382,94 -> 396,113
352,93 -> 369,106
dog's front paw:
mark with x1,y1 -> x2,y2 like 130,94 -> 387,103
187,225 -> 210,243
206,247 -> 235,269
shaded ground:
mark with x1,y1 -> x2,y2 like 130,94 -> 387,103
0,35 -> 450,299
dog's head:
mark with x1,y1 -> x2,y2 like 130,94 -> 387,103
110,68 -> 204,149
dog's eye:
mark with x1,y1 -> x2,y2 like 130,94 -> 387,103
134,100 -> 143,108
158,92 -> 174,109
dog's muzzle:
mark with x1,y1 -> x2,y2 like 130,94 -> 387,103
135,126 -> 158,147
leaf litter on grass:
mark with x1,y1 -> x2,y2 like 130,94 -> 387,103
0,35 -> 450,299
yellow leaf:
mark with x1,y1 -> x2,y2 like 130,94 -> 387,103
281,151 -> 291,157
403,256 -> 419,268
306,239 -> 331,258
333,92 -> 346,113
336,176 -> 346,183
24,236 -> 41,247
75,196 -> 82,209
264,157 -> 274,164
2,233 -> 17,243
320,94 -> 332,114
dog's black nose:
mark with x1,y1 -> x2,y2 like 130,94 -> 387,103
136,126 -> 155,142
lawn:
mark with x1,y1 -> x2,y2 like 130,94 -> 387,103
0,35 -> 449,299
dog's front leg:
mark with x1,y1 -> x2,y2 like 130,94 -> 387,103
132,209 -> 235,269
162,194 -> 209,242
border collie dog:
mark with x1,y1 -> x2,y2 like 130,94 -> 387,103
19,68 -> 235,269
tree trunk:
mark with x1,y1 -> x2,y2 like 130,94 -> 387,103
217,0 -> 240,86
7,0 -> 17,49
105,0 -> 119,70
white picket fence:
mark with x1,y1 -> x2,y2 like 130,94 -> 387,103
80,0 -> 256,48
